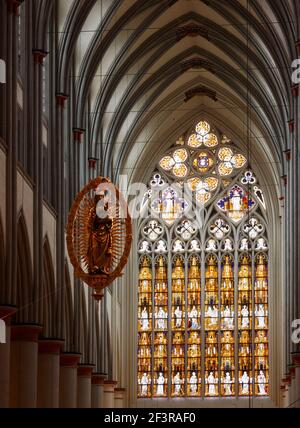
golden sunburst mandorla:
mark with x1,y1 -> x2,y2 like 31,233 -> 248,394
66,176 -> 132,300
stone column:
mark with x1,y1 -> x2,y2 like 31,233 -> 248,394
37,340 -> 63,408
103,380 -> 118,408
282,376 -> 291,408
0,306 -> 16,407
59,353 -> 81,408
91,373 -> 106,408
114,388 -> 126,408
292,352 -> 300,408
280,385 -> 286,408
77,364 -> 94,408
10,324 -> 42,407
288,366 -> 296,407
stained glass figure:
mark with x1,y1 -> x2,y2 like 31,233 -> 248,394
220,255 -> 235,395
151,187 -> 188,225
153,257 -> 168,397
217,185 -> 256,223
254,254 -> 269,396
238,255 -> 253,396
138,257 -> 152,398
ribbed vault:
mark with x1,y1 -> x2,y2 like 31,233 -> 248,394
44,0 -> 299,193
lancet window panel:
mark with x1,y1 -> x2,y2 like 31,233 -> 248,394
137,120 -> 269,400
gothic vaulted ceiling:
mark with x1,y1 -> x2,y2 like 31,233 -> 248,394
48,0 -> 298,191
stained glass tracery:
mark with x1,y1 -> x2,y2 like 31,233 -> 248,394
137,120 -> 269,400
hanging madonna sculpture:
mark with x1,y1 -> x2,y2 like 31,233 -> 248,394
66,176 -> 132,300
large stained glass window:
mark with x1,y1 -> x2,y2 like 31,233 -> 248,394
137,120 -> 269,399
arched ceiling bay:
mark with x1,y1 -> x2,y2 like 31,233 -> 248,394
55,0 -> 298,192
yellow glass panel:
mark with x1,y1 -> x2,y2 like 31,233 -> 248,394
204,133 -> 218,148
218,162 -> 233,176
173,163 -> 188,178
218,147 -> 233,161
173,148 -> 188,163
187,257 -> 201,397
187,177 -> 201,191
196,191 -> 211,205
205,177 -> 218,191
221,135 -> 231,144
222,179 -> 231,188
188,133 -> 202,148
171,258 -> 185,396
138,257 -> 153,398
176,136 -> 185,146
232,154 -> 247,169
153,257 -> 168,398
196,121 -> 210,136
160,156 -> 175,171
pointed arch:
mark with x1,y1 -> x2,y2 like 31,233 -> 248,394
16,212 -> 33,324
80,286 -> 88,360
42,236 -> 56,337
64,262 -> 74,351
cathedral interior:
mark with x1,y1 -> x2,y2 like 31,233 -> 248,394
0,0 -> 299,409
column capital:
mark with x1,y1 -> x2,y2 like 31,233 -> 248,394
38,339 -> 64,355
289,365 -> 296,378
104,380 -> 118,386
292,84 -> 299,98
91,373 -> 107,385
60,352 -> 81,368
73,128 -> 85,142
88,158 -> 97,169
56,93 -> 68,108
32,50 -> 48,65
291,352 -> 300,367
287,119 -> 295,133
282,375 -> 291,386
11,324 -> 43,342
7,0 -> 23,14
114,388 -> 125,392
281,175 -> 288,187
77,364 -> 95,377
283,150 -> 291,162
0,305 -> 17,325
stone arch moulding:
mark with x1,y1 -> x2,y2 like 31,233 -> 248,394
15,212 -> 34,324
42,236 -> 56,338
